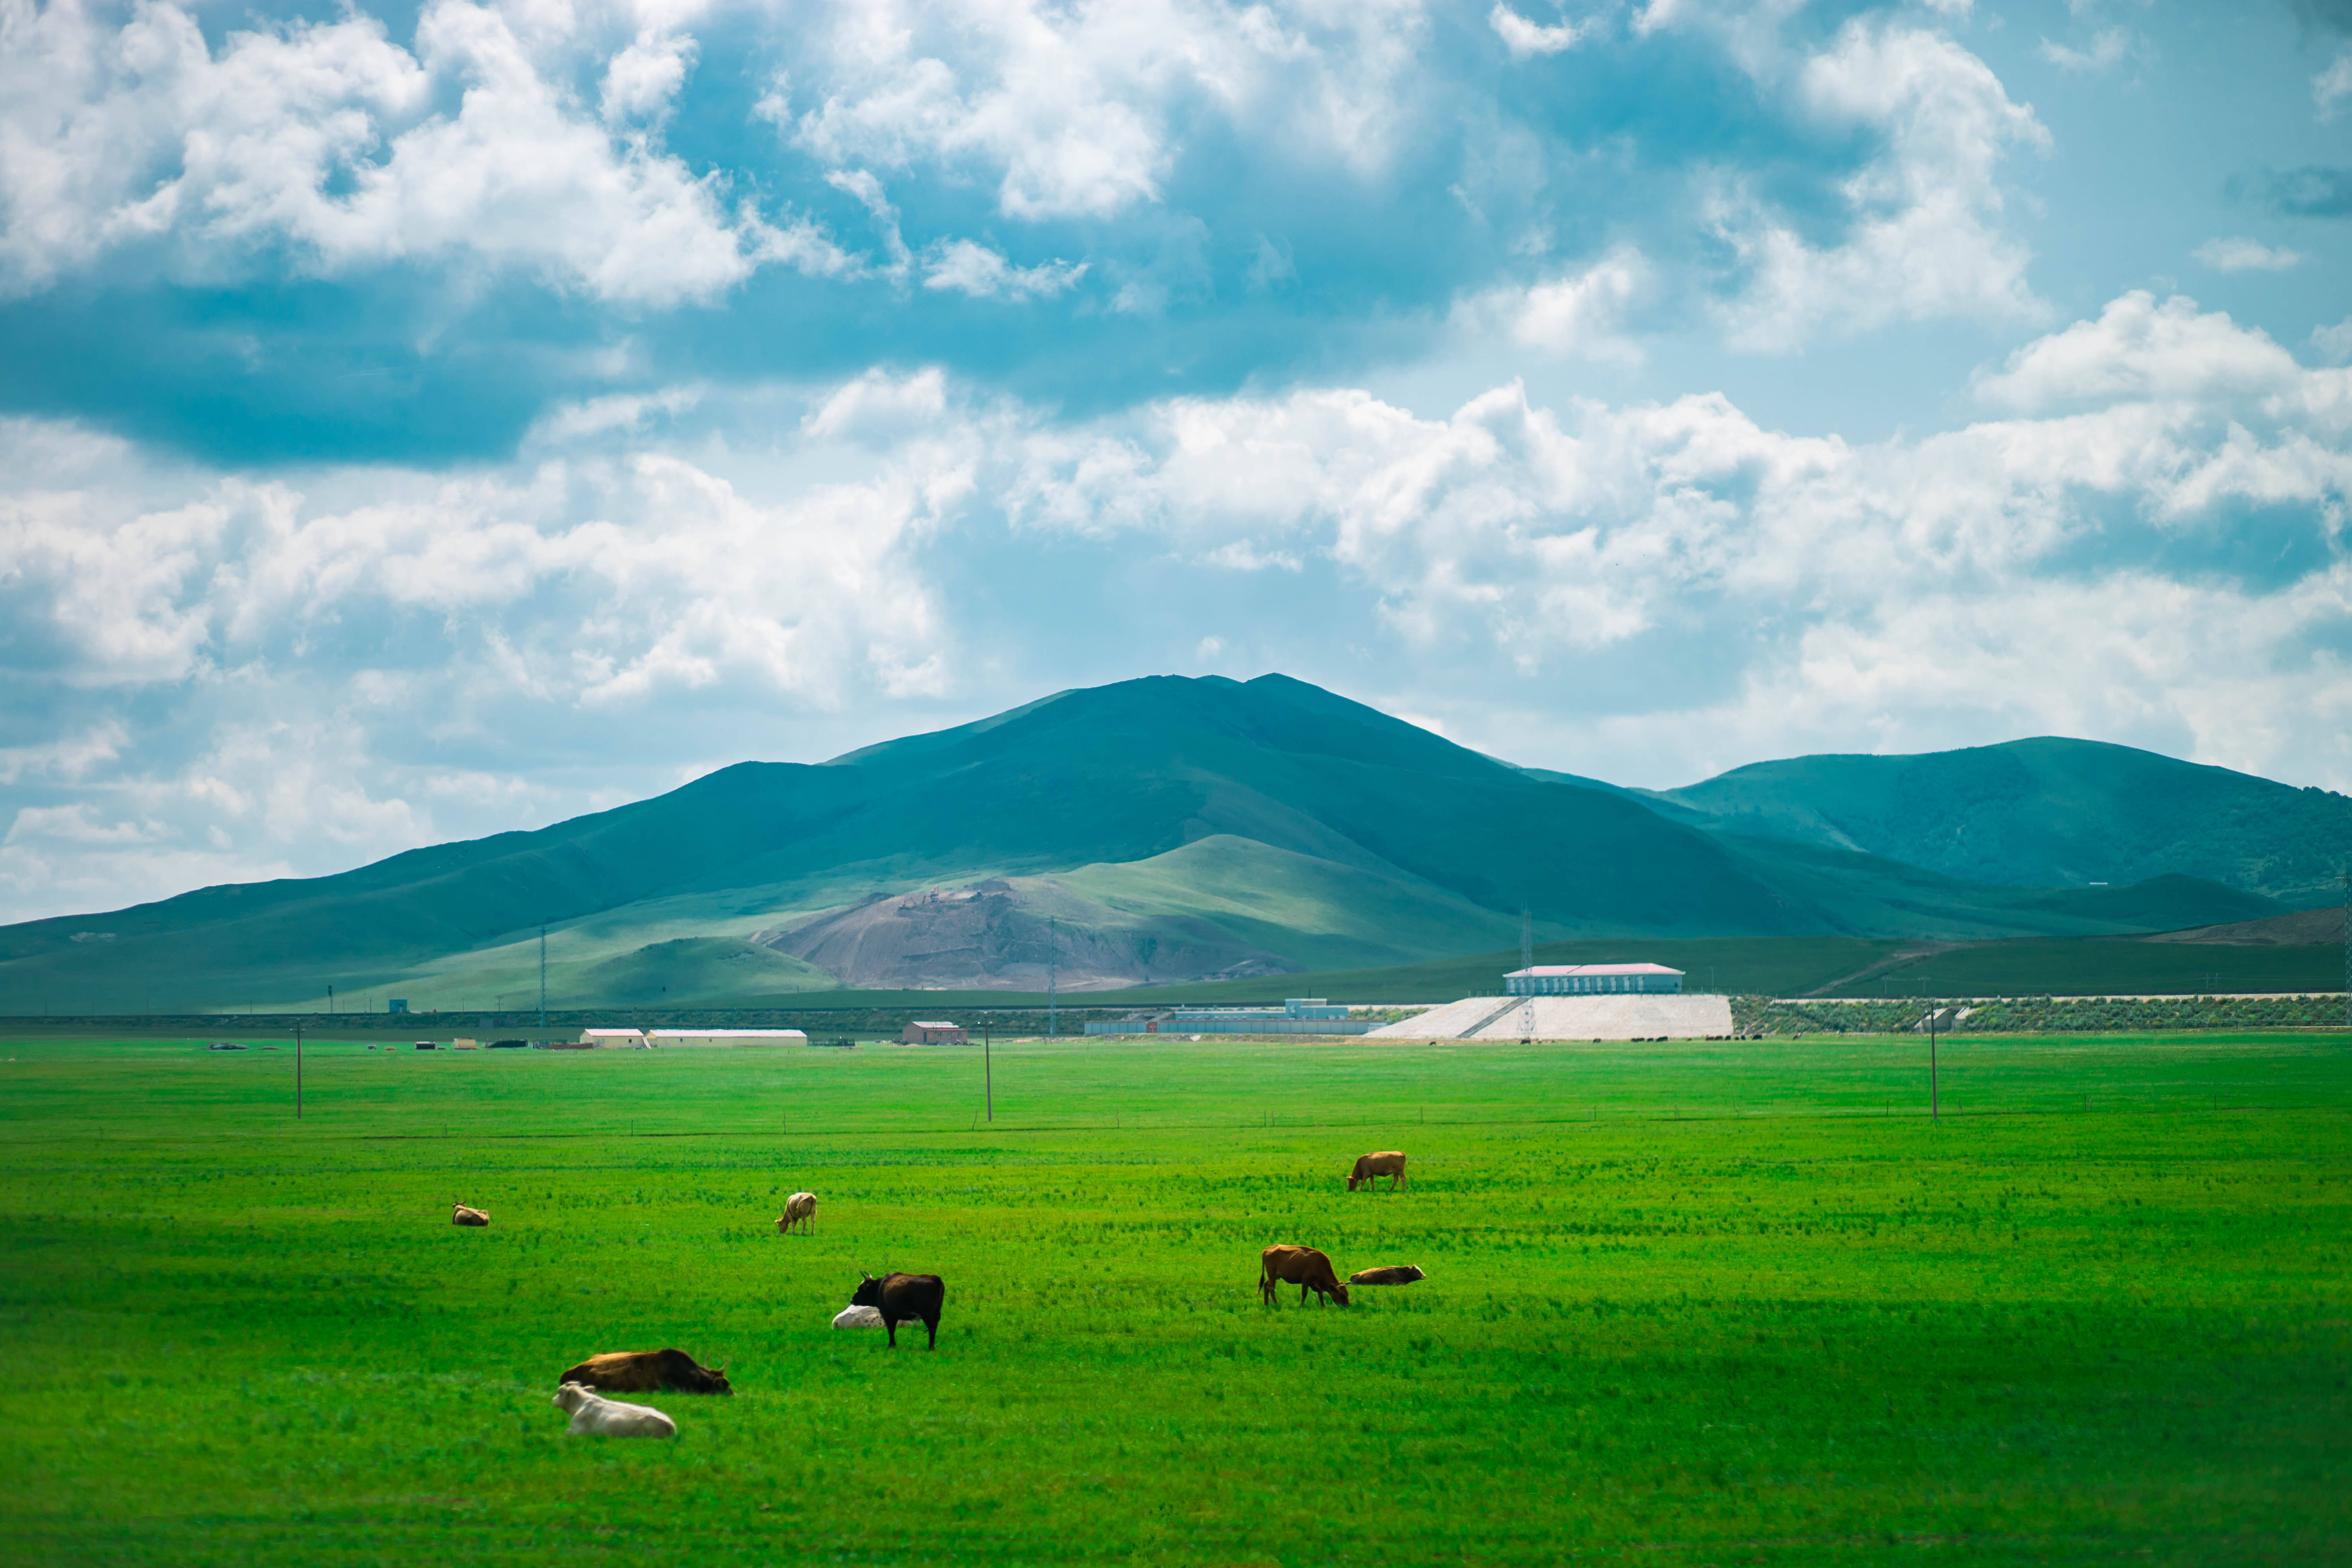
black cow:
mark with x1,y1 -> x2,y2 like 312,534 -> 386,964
851,1272 -> 946,1349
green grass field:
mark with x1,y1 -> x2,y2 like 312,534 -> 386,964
2,1032 -> 2347,1565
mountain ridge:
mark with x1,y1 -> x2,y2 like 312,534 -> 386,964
0,675 -> 2331,1012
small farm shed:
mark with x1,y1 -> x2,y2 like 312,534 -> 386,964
901,1021 -> 968,1045
578,1028 -> 647,1047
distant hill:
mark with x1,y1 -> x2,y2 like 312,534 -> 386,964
1642,738 -> 2352,905
2144,905 -> 2348,946
0,678 -> 2332,1015
0,675 -> 1807,1012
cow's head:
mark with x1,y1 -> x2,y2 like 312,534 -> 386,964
1332,1283 -> 1351,1307
552,1382 -> 589,1411
696,1363 -> 734,1396
850,1272 -> 883,1308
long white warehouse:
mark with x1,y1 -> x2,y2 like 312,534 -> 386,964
1505,963 -> 1683,995
645,1029 -> 809,1047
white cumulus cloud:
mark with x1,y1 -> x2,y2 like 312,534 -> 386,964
1972,291 -> 2302,412
1712,17 -> 2051,351
2194,236 -> 2309,273
1490,4 -> 1595,59
2316,46 -> 2352,123
2038,28 -> 2131,74
0,0 -> 833,302
922,240 -> 1087,300
783,0 -> 1432,217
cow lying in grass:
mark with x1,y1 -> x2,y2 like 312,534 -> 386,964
831,1304 -> 885,1329
552,1382 -> 675,1438
851,1272 -> 946,1348
558,1348 -> 732,1395
1348,1265 -> 1426,1286
452,1204 -> 489,1226
777,1192 -> 817,1234
1260,1245 -> 1350,1307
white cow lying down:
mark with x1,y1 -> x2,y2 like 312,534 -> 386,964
553,1380 -> 677,1437
832,1304 -> 885,1329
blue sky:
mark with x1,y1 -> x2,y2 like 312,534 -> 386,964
2,0 -> 2349,922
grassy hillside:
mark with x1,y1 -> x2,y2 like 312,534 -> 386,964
0,675 -> 1831,1014
5,676 -> 2340,1016
1653,736 -> 2352,904
1056,936 -> 1908,1005
1815,940 -> 2346,999
1052,835 -> 1525,971
1715,837 -> 2282,939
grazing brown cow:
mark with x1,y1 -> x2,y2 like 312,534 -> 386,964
558,1348 -> 733,1395
776,1191 -> 817,1235
452,1203 -> 490,1226
1260,1245 -> 1349,1307
1347,1151 -> 1408,1192
850,1272 -> 946,1349
1348,1265 -> 1426,1286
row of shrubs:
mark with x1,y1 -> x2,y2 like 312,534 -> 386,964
1729,993 -> 2351,1035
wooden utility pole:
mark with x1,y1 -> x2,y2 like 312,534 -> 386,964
295,1023 -> 304,1120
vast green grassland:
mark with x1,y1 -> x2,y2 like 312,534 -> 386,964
2,1032 -> 2346,1565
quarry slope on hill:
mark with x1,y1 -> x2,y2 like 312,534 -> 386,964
0,675 -> 2325,1013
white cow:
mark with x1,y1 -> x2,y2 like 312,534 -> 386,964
552,1380 -> 677,1437
831,1304 -> 885,1329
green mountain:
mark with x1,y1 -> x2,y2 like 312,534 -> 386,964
0,677 -> 2324,1015
1641,737 -> 2352,904
0,675 -> 1802,1012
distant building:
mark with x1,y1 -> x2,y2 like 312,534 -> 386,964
1504,963 -> 1683,996
645,1029 -> 810,1048
579,1028 -> 646,1047
902,1021 -> 968,1045
388,999 -> 409,1014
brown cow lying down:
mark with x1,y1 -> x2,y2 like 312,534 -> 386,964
558,1348 -> 733,1395
452,1204 -> 490,1226
1348,1265 -> 1426,1286
1260,1244 -> 1350,1307
851,1272 -> 946,1349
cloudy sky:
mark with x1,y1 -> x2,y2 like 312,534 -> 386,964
2,0 -> 2349,923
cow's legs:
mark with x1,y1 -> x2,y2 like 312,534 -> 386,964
883,1316 -> 898,1348
924,1314 -> 938,1349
